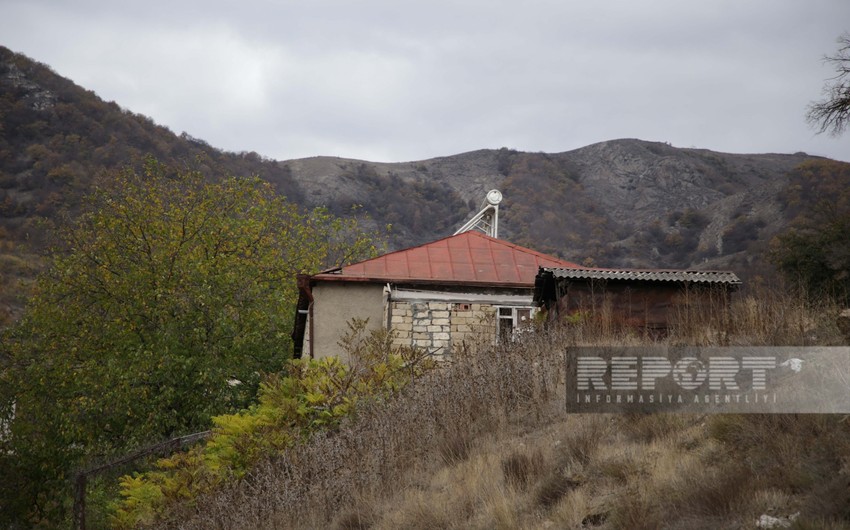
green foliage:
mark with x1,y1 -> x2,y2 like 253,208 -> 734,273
0,160 -> 383,527
0,46 -> 304,325
563,311 -> 588,326
770,159 -> 850,303
110,320 -> 429,528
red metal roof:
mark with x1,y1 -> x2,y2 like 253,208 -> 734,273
314,231 -> 580,286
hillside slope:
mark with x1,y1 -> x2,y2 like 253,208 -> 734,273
2,45 -> 848,325
164,296 -> 849,530
280,141 -> 821,274
0,46 -> 303,324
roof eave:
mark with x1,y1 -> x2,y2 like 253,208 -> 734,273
539,266 -> 742,285
310,273 -> 535,289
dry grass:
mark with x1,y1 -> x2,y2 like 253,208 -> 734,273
501,449 -> 545,490
162,291 -> 850,529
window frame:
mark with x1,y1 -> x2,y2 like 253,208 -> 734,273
495,305 -> 536,342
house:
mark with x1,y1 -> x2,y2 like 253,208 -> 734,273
292,231 -> 580,360
533,266 -> 742,331
292,189 -> 742,359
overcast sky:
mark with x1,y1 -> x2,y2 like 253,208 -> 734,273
1,0 -> 848,163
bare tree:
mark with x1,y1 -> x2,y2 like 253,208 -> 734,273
807,33 -> 850,136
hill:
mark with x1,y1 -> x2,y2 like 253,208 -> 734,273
2,44 -> 849,325
282,142 -> 820,274
0,46 -> 303,324
4,45 -> 850,530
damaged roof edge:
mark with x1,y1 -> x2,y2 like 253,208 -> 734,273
540,267 -> 742,285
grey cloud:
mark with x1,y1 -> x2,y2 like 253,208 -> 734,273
0,0 -> 848,162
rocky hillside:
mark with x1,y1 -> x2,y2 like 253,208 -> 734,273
279,141 -> 820,275
1,44 -> 848,324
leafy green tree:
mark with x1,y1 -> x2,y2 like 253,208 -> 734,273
0,158 -> 383,526
770,160 -> 850,303
111,319 -> 430,528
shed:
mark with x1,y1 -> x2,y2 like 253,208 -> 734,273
533,267 -> 742,331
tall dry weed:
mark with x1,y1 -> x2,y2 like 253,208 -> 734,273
164,319 -> 567,529
164,289 -> 849,529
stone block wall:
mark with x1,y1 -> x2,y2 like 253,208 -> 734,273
389,300 -> 496,357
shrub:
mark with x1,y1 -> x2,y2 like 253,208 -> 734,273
109,321 -> 427,528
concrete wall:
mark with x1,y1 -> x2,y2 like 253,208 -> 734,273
310,282 -> 385,361
309,282 -> 535,361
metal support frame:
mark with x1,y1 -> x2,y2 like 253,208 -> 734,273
454,189 -> 502,238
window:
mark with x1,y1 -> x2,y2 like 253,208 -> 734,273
497,306 -> 535,342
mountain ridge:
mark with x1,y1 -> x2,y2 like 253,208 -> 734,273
2,44 -> 849,325
275,138 -> 819,273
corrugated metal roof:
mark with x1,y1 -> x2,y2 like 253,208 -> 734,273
314,231 -> 580,286
543,267 -> 742,284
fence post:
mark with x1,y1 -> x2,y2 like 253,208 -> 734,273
69,430 -> 210,529
73,472 -> 87,530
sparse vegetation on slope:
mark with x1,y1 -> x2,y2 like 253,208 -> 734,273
151,289 -> 847,529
